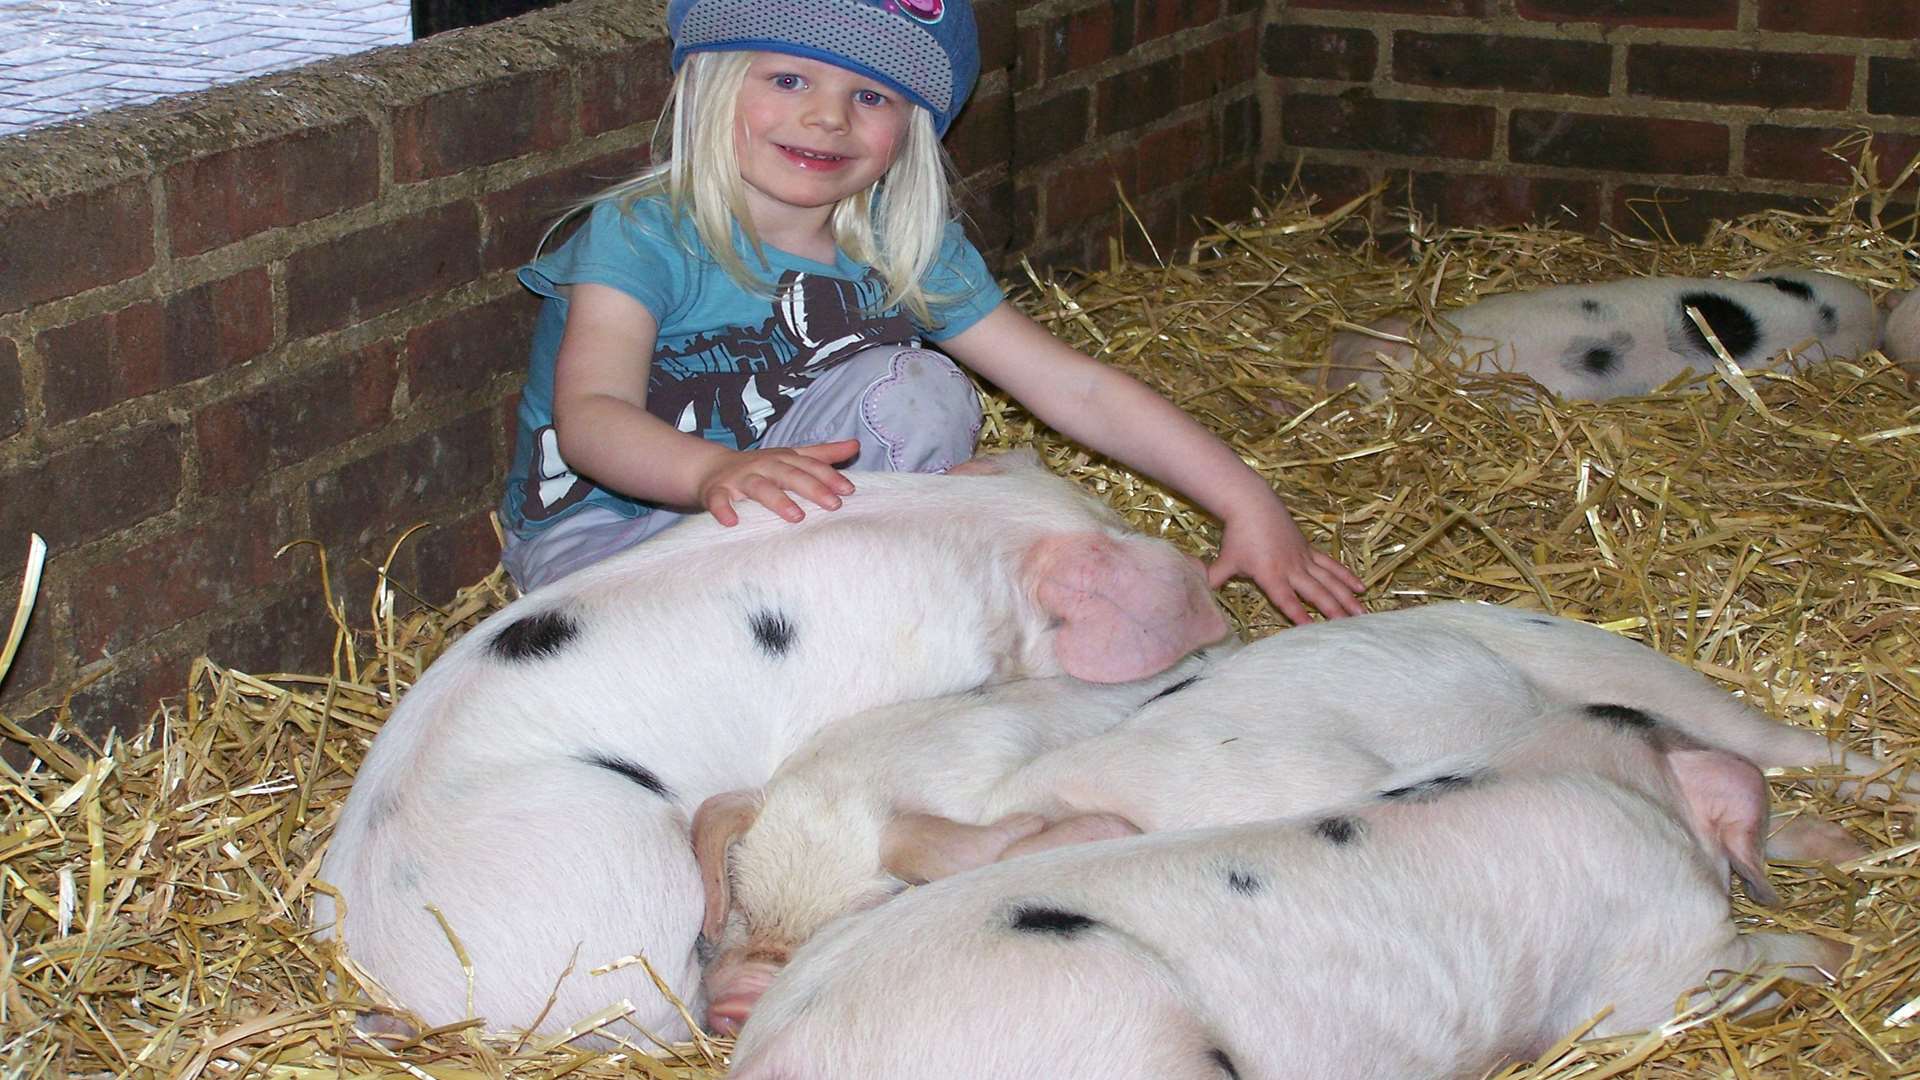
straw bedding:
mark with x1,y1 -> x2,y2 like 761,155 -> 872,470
6,149 -> 1920,1077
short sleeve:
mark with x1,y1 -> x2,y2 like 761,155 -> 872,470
917,221 -> 1005,340
517,199 -> 688,320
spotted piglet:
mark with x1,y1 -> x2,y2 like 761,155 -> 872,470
727,704 -> 1849,1080
1326,269 -> 1879,399
313,452 -> 1227,1043
694,602 -> 1887,1033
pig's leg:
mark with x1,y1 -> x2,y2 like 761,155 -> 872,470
1703,932 -> 1852,1020
1766,812 -> 1867,864
997,813 -> 1143,862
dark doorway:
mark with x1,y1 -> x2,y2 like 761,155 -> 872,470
413,0 -> 572,37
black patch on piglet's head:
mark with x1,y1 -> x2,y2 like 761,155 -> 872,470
1677,291 -> 1760,359
1753,275 -> 1814,302
489,609 -> 579,662
1583,703 -> 1660,731
1312,816 -> 1362,845
1209,1047 -> 1242,1078
1008,904 -> 1100,937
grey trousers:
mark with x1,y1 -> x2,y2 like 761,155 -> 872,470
501,345 -> 983,592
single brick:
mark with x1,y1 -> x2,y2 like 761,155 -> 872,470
1283,93 -> 1496,161
1266,24 -> 1377,82
40,268 -> 274,423
306,408 -> 499,552
204,588 -> 341,683
0,424 -> 182,549
1759,0 -> 1920,38
1016,24 -> 1045,92
68,502 -> 295,660
1138,0 -> 1219,42
1746,126 -> 1920,186
0,183 -> 153,315
1221,95 -> 1260,161
480,149 -> 651,273
1136,116 -> 1216,196
0,336 -> 22,438
1293,0 -> 1488,12
947,84 -> 1013,178
1511,111 -> 1727,175
975,0 -> 1017,71
164,122 -> 379,258
1265,160 -> 1376,211
1613,185 -> 1812,243
394,71 -> 574,182
1045,152 -> 1139,229
286,202 -> 483,338
1516,0 -> 1735,27
194,342 -> 401,490
1408,172 -> 1602,228
1395,32 -> 1609,96
67,640 -> 199,741
1013,88 -> 1091,170
1100,54 -> 1182,135
1869,58 -> 1920,117
406,293 -> 537,404
1181,27 -> 1258,106
1048,4 -> 1121,74
577,39 -> 674,137
0,564 -> 56,711
409,510 -> 507,605
1628,45 -> 1851,109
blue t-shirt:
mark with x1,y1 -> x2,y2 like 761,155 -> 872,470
501,196 -> 1004,538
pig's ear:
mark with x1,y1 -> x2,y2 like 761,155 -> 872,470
691,790 -> 763,941
1325,316 -> 1416,392
1666,748 -> 1780,907
1026,533 -> 1229,683
879,812 -> 1047,884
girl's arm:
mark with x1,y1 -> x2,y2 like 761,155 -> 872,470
551,283 -> 858,526
940,301 -> 1365,623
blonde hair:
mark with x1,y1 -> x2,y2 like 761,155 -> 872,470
556,51 -> 960,326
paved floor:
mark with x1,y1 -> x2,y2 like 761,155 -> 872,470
0,0 -> 411,136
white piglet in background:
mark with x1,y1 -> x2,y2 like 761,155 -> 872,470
694,601 -> 1885,1030
1327,269 -> 1882,399
728,705 -> 1850,1080
314,453 -> 1227,1042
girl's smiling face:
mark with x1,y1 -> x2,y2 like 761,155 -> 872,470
732,52 -> 912,243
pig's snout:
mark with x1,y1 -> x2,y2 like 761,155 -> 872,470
705,955 -> 787,1035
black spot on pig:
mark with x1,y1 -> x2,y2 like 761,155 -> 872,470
1313,816 -> 1361,845
693,934 -> 718,966
489,609 -> 578,662
583,753 -> 674,799
1224,866 -> 1266,895
749,609 -> 796,658
1677,292 -> 1760,358
1008,904 -> 1100,937
1754,275 -> 1814,302
1209,1048 -> 1242,1078
1145,674 -> 1201,706
1379,771 -> 1480,802
1525,616 -> 1556,627
1579,298 -> 1605,317
1819,304 -> 1838,333
1562,331 -> 1632,378
1583,703 -> 1660,731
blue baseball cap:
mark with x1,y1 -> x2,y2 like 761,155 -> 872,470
666,0 -> 980,136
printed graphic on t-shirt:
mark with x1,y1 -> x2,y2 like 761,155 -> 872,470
650,270 -> 916,449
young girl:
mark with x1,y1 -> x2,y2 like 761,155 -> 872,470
500,0 -> 1365,624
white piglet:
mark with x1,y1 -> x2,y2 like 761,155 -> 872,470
314,453 -> 1227,1042
728,705 -> 1849,1080
693,601 -> 1884,1030
1327,269 -> 1879,399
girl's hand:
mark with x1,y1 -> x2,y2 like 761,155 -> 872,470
1208,503 -> 1366,624
698,440 -> 861,526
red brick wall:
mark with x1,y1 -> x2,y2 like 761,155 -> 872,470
0,0 -> 1268,739
1263,0 -> 1920,240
